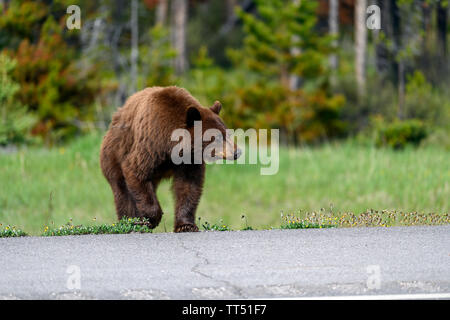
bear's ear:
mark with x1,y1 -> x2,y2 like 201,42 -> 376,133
186,107 -> 201,127
210,101 -> 222,115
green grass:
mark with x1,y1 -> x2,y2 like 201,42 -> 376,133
41,217 -> 152,236
280,210 -> 449,229
0,132 -> 449,235
200,219 -> 231,231
0,225 -> 27,237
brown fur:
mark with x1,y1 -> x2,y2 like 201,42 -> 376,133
100,86 -> 238,232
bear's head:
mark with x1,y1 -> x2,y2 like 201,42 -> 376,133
185,101 -> 241,161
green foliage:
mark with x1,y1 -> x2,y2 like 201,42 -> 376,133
403,71 -> 450,126
232,0 -> 332,82
374,118 -> 428,149
0,224 -> 28,237
281,210 -> 450,228
226,0 -> 345,143
182,47 -> 249,128
200,218 -> 231,231
240,215 -> 253,230
42,217 -> 153,236
0,0 -> 102,144
280,221 -> 334,229
0,53 -> 36,145
421,128 -> 450,150
142,25 -> 177,87
0,133 -> 448,235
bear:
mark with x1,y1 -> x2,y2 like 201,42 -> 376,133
100,86 -> 241,232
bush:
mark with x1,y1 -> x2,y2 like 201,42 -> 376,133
223,0 -> 346,144
0,53 -> 36,145
403,71 -> 450,127
374,118 -> 428,149
1,2 -> 102,144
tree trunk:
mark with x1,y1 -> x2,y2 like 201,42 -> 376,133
289,0 -> 301,91
422,0 -> 431,49
171,0 -> 188,74
391,0 -> 401,85
156,0 -> 168,26
329,0 -> 339,71
226,0 -> 237,21
111,0 -> 127,106
355,0 -> 367,99
375,0 -> 389,75
390,0 -> 403,118
130,0 -> 139,93
437,0 -> 447,58
397,60 -> 405,119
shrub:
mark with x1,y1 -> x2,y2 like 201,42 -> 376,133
224,0 -> 346,144
0,53 -> 36,145
1,1 -> 102,144
0,225 -> 28,238
375,118 -> 428,149
403,71 -> 450,127
142,25 -> 177,87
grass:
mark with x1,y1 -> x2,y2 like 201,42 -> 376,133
280,210 -> 449,229
0,225 -> 27,237
0,132 -> 449,236
200,219 -> 231,231
41,217 -> 153,236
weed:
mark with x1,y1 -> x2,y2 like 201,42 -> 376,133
241,215 -> 253,230
201,219 -> 231,231
41,217 -> 153,236
0,224 -> 27,237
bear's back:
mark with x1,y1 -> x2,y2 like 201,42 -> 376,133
104,86 -> 202,161
112,86 -> 201,128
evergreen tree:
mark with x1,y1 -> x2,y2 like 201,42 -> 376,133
228,0 -> 345,144
0,53 -> 36,145
0,0 -> 101,143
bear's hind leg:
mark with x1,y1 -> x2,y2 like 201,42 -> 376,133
172,164 -> 205,233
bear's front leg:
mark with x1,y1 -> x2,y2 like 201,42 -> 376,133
122,163 -> 163,229
172,164 -> 205,232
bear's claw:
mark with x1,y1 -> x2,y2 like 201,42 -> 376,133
132,219 -> 156,229
174,224 -> 199,233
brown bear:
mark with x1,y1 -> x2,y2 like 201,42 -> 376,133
100,86 -> 240,232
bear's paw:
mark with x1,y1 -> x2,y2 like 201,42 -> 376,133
174,224 -> 199,233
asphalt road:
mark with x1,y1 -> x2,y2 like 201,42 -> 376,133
0,225 -> 449,299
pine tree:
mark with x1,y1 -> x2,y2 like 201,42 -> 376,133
228,0 -> 345,144
0,0 -> 101,143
